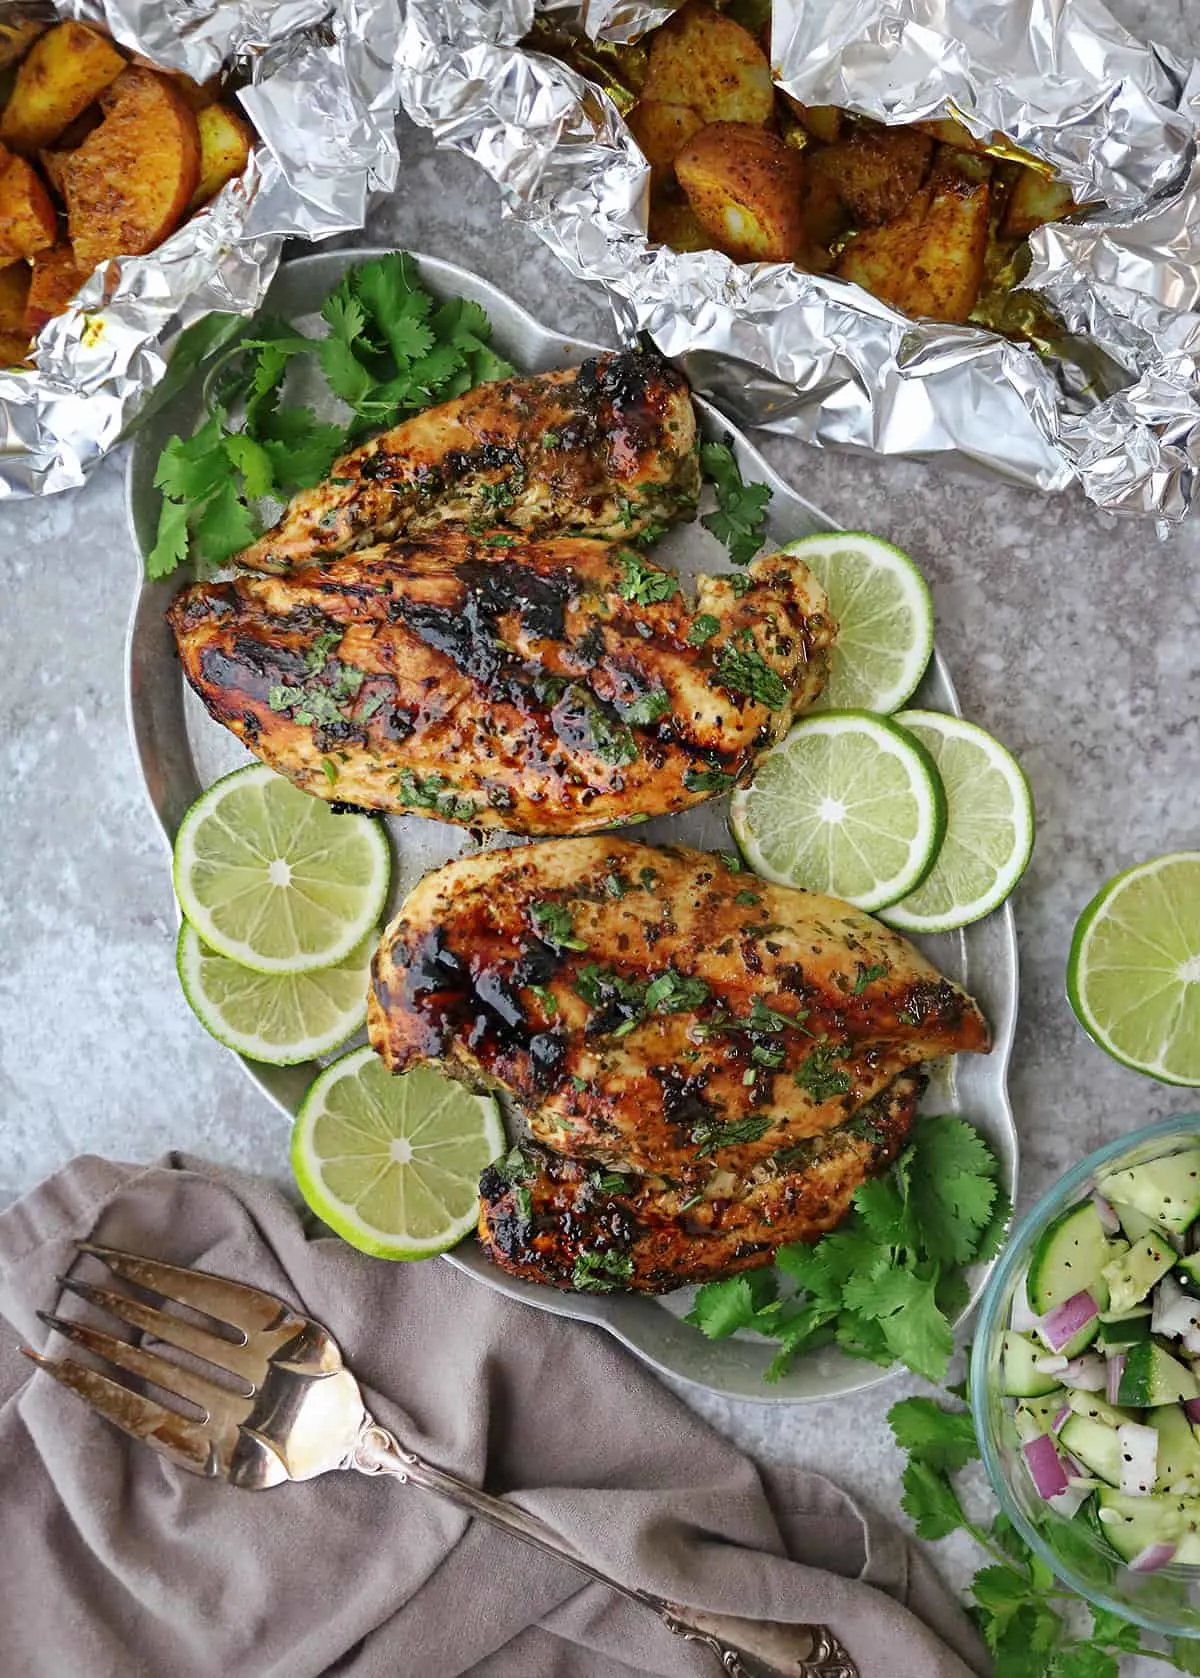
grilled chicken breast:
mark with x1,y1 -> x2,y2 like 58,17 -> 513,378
169,535 -> 835,835
234,350 -> 700,573
368,838 -> 990,1191
478,1071 -> 924,1293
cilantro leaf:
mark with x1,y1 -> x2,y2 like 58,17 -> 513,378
256,407 -> 346,491
1051,1650 -> 1118,1678
700,439 -> 771,566
617,549 -> 677,606
714,644 -> 790,711
154,410 -> 229,502
908,1113 -> 1001,1266
1085,1609 -> 1141,1655
686,1270 -> 778,1339
888,1397 -> 979,1472
900,1458 -> 965,1541
1168,1639 -> 1200,1675
877,1269 -> 955,1382
222,431 -> 276,501
146,495 -> 191,579
193,481 -> 256,564
319,293 -> 376,407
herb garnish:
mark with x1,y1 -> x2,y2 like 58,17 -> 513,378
644,970 -> 710,1013
617,550 -> 678,606
714,645 -> 790,711
572,1250 -> 634,1292
620,688 -> 671,726
699,439 -> 771,567
688,613 -> 721,645
147,253 -> 514,578
530,901 -> 587,951
691,1114 -> 773,1155
683,766 -> 736,794
853,962 -> 889,994
794,1042 -> 852,1101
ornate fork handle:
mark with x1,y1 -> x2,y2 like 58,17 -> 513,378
351,1421 -> 858,1678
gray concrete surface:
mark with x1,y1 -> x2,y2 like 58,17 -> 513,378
2,9 -> 1199,1666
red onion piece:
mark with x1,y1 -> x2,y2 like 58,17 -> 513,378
1153,1274 -> 1200,1340
1061,1355 -> 1106,1391
1107,1352 -> 1127,1405
1093,1191 -> 1122,1235
1023,1434 -> 1069,1500
1009,1270 -> 1043,1335
1036,1353 -> 1070,1375
1184,1397 -> 1200,1425
1117,1421 -> 1159,1497
1130,1542 -> 1178,1573
1052,1404 -> 1072,1434
1184,1325 -> 1200,1357
1041,1290 -> 1100,1352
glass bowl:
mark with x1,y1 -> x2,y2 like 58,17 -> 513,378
972,1114 -> 1200,1639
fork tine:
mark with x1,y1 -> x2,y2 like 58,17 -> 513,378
55,1275 -> 265,1384
21,1348 -> 216,1476
37,1311 -> 254,1417
77,1242 -> 293,1337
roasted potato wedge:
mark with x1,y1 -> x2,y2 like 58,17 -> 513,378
0,22 -> 126,152
1003,167 -> 1076,239
627,100 -> 704,186
789,102 -> 842,146
189,102 -> 254,210
25,242 -> 86,333
38,148 -> 71,200
676,122 -> 806,264
0,154 -> 57,259
0,259 -> 30,329
835,166 -> 990,322
61,66 -> 200,270
644,2 -> 773,127
647,189 -> 712,252
805,124 -> 933,227
912,116 -> 994,155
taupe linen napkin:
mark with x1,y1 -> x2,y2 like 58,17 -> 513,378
0,1152 -> 988,1678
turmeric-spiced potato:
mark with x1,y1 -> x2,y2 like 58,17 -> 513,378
805,125 -> 934,228
25,243 -> 87,333
676,122 -> 806,264
1002,167 -> 1076,240
627,100 -> 705,187
644,1 -> 774,128
189,102 -> 254,211
0,22 -> 126,152
836,159 -> 991,323
0,152 -> 57,259
61,67 -> 201,270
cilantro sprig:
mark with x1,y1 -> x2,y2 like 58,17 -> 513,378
147,252 -> 514,580
889,1397 -> 1200,1677
687,1114 -> 1009,1383
700,438 -> 771,566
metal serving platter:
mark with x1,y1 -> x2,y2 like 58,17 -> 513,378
125,249 -> 1018,1403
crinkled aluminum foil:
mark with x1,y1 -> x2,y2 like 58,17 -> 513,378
0,0 -> 402,498
397,0 -> 1200,520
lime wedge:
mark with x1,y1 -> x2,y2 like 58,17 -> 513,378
781,532 -> 934,713
729,709 -> 946,912
173,764 -> 390,975
292,1047 -> 506,1258
1067,852 -> 1200,1087
881,710 -> 1034,934
176,921 -> 372,1065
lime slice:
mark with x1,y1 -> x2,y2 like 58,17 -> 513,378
291,1046 -> 506,1258
176,921 -> 372,1065
173,763 -> 390,975
881,710 -> 1034,934
1067,852 -> 1200,1087
729,709 -> 946,912
781,532 -> 934,713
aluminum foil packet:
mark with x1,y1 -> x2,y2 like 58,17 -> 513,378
397,0 -> 1200,521
0,0 -> 403,497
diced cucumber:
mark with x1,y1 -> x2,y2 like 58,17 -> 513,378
1103,1231 -> 1176,1315
1015,1393 -> 1066,1440
1098,1152 -> 1200,1237
1097,1488 -> 1200,1564
1028,1201 -> 1113,1314
1152,1405 -> 1200,1495
1107,1201 -> 1166,1245
1097,1312 -> 1153,1351
1177,1253 -> 1200,1291
1066,1389 -> 1140,1429
1118,1341 -> 1200,1408
1002,1330 -> 1062,1398
1059,1414 -> 1123,1486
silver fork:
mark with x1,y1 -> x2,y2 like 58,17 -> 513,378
24,1242 -> 858,1678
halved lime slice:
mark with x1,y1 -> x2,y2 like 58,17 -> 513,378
291,1047 -> 506,1258
1067,853 -> 1200,1087
173,763 -> 390,975
729,709 -> 946,912
781,532 -> 934,713
881,710 -> 1034,934
177,921 -> 372,1066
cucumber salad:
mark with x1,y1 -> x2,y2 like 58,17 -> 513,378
1002,1146 -> 1200,1572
